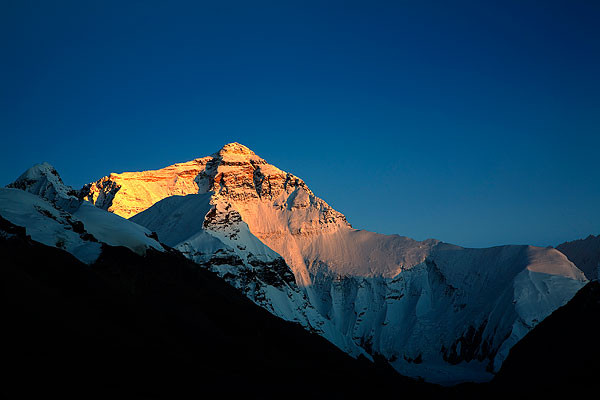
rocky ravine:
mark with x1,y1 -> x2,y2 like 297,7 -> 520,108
82,142 -> 587,384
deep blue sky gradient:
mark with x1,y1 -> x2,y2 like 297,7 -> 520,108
1,0 -> 599,247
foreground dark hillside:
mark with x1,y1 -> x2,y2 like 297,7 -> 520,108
492,280 -> 600,395
556,234 -> 600,280
3,210 -> 598,398
0,216 -> 443,399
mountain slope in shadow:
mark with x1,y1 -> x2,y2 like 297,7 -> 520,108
492,280 -> 600,394
0,215 -> 444,399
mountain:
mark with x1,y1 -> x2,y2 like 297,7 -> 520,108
1,175 -> 593,398
1,162 -> 448,398
556,234 -> 600,280
81,142 -> 588,384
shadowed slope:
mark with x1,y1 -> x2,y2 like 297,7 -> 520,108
0,215 -> 440,399
556,234 -> 600,280
492,280 -> 600,394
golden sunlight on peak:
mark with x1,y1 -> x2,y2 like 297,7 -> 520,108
218,142 -> 255,156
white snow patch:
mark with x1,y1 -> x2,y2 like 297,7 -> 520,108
74,202 -> 163,255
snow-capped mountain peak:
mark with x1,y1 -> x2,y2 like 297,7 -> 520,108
7,162 -> 80,212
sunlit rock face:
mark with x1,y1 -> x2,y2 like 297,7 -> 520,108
82,142 -> 588,384
82,158 -> 209,219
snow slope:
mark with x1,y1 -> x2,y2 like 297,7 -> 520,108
1,163 -> 163,261
83,143 -> 588,383
74,202 -> 163,255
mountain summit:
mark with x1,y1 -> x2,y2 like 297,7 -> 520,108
79,143 -> 587,384
7,162 -> 80,212
215,142 -> 256,156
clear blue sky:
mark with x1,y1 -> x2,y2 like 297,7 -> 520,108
1,0 -> 599,248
